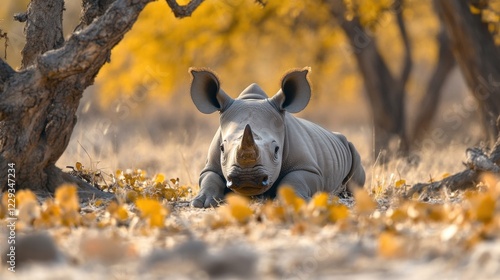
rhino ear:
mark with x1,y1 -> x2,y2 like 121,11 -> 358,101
270,67 -> 311,113
189,68 -> 233,114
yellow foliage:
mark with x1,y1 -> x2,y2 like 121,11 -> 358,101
126,190 -> 139,203
16,189 -> 37,206
35,200 -> 62,228
107,201 -> 130,222
136,198 -> 168,228
329,204 -> 349,222
353,0 -> 395,28
75,161 -> 83,171
378,231 -> 405,258
97,0 -> 405,108
18,199 -> 40,224
353,188 -> 377,215
16,190 -> 40,224
467,192 -> 496,224
480,172 -> 500,194
154,173 -> 165,183
278,186 -> 306,213
309,192 -> 329,209
221,193 -> 253,224
395,179 -> 406,188
55,184 -> 80,212
386,207 -> 408,223
262,200 -> 286,222
470,4 -> 482,15
413,202 -> 446,222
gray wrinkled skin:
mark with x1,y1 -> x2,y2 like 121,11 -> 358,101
190,67 -> 365,208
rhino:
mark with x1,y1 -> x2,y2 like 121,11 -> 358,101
189,67 -> 365,208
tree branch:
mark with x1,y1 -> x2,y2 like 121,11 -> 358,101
21,0 -> 65,69
411,25 -> 454,144
0,58 -> 14,92
75,0 -> 117,32
165,0 -> 205,18
393,0 -> 412,86
38,0 -> 155,80
324,0 -> 409,156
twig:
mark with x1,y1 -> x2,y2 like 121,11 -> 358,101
165,0 -> 205,18
393,0 -> 412,86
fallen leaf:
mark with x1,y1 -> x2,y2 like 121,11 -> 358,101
468,193 -> 496,224
75,162 -> 83,171
278,186 -> 305,213
309,192 -> 328,209
378,231 -> 405,258
224,193 -> 253,224
136,198 -> 168,228
154,173 -> 165,183
329,204 -> 349,222
55,184 -> 79,212
395,179 -> 406,188
353,188 -> 377,215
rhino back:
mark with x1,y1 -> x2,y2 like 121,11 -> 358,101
280,114 -> 354,193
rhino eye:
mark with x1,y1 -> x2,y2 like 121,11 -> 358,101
220,144 -> 225,153
274,146 -> 279,155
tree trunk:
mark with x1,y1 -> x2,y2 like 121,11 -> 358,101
408,117 -> 500,197
436,0 -> 500,144
411,21 -> 455,145
325,0 -> 411,159
0,0 -> 204,199
408,0 -> 500,197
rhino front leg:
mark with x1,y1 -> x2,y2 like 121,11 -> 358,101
277,170 -> 322,199
191,172 -> 226,208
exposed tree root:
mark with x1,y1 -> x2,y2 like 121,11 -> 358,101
32,165 -> 115,202
407,131 -> 500,197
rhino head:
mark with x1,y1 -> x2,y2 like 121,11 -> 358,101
190,68 -> 311,196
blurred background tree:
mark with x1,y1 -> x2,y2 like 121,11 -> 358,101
94,0 -> 444,159
436,0 -> 500,144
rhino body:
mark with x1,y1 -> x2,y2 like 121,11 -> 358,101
190,67 -> 365,208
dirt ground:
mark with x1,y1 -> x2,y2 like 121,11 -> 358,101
2,96 -> 500,279
2,134 -> 500,279
1,200 -> 500,280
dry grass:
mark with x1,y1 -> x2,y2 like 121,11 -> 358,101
2,97 -> 500,279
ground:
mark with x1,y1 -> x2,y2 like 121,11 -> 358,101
1,108 -> 500,279
1,197 -> 500,279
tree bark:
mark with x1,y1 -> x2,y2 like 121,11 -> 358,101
20,0 -> 65,69
0,59 -> 14,92
325,0 -> 410,159
411,23 -> 455,145
0,0 -> 204,199
407,139 -> 500,197
436,0 -> 500,144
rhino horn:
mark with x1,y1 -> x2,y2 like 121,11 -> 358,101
237,124 -> 259,166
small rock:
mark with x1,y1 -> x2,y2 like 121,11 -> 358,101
142,240 -> 257,278
2,232 -> 63,268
